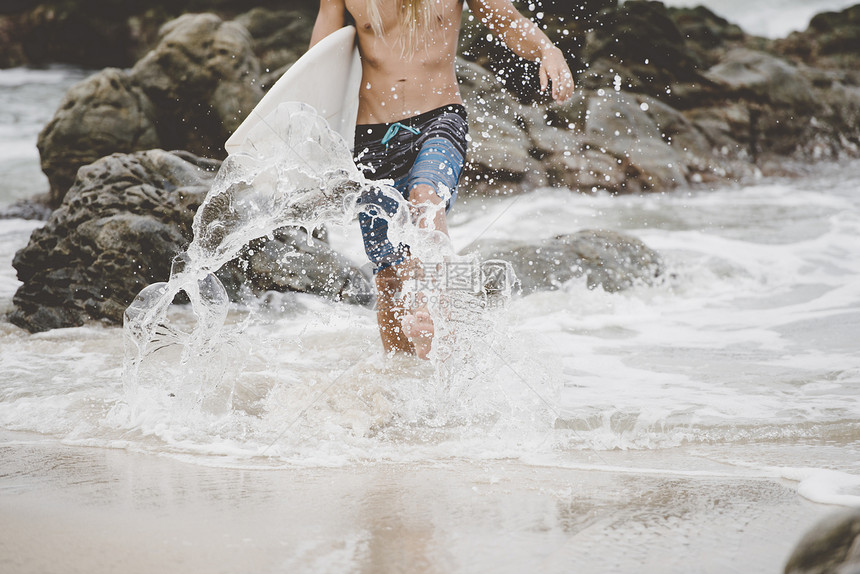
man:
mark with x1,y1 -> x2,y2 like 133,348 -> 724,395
311,0 -> 573,359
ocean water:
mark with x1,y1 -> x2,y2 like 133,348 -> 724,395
1,64 -> 859,489
0,66 -> 90,204
660,0 -> 860,37
1,37 -> 859,572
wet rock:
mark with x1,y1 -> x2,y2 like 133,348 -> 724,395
0,198 -> 53,221
457,58 -> 547,194
234,8 -> 315,82
129,13 -> 263,157
785,509 -> 860,574
36,12 -> 264,207
704,48 -> 816,111
9,149 -> 371,332
233,227 -> 373,307
581,91 -> 690,191
36,68 -> 160,208
10,150 -> 210,332
465,229 -> 663,294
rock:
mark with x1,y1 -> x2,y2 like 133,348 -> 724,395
581,0 -> 707,104
36,12 -> 264,207
130,13 -> 263,158
0,14 -> 27,68
10,150 -> 210,332
0,1 -> 320,70
582,90 -> 690,191
668,5 -> 748,68
233,8 -> 315,80
776,4 -> 860,73
784,509 -> 860,574
537,90 -> 724,192
704,48 -> 816,111
14,3 -> 140,68
9,149 -> 372,332
464,229 -> 663,294
36,68 -> 160,208
457,58 -> 546,194
0,198 -> 53,221
807,5 -> 860,67
234,227 -> 373,307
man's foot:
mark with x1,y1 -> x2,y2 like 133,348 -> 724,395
401,309 -> 434,360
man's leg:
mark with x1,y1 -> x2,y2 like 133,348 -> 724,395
399,183 -> 448,360
375,264 -> 414,355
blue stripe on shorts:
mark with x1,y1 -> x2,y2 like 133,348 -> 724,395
353,104 -> 468,273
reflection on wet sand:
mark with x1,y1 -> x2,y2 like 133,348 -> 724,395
0,437 -> 831,574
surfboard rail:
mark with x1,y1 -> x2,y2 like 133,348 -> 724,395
225,26 -> 361,155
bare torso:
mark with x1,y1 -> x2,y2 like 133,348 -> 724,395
344,0 -> 465,124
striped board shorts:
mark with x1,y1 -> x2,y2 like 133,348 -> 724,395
353,104 -> 468,273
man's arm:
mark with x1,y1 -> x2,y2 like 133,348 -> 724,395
466,0 -> 574,103
310,0 -> 347,48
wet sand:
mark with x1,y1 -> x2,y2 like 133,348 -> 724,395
0,433 -> 833,574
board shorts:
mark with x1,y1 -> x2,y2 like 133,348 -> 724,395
353,103 -> 468,274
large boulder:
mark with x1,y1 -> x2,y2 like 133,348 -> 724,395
35,12 -> 264,207
233,7 -> 315,83
704,48 -> 816,111
36,68 -> 161,207
11,150 -> 211,332
9,149 -> 372,333
464,229 -> 663,294
580,91 -> 690,191
129,13 -> 263,157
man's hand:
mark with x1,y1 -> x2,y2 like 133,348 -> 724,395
539,45 -> 574,103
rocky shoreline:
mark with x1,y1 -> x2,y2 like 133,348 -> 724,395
3,5 -> 860,568
2,1 -> 860,335
3,1 -> 858,205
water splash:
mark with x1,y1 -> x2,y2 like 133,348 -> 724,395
123,102 -> 368,400
120,101 -> 532,448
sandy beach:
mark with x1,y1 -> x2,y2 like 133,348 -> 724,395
0,431 -> 835,574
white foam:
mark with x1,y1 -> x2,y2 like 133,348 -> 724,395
1,103 -> 859,495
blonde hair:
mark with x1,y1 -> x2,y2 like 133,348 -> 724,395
365,0 -> 441,58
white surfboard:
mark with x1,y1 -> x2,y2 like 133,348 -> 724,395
225,26 -> 362,154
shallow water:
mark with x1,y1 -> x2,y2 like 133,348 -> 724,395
3,160 -> 859,496
2,61 -> 860,572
